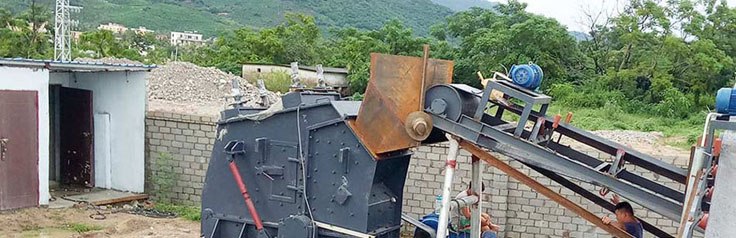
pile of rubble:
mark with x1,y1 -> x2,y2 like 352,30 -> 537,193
591,130 -> 664,146
74,57 -> 144,65
147,62 -> 279,116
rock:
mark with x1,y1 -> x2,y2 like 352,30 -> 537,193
123,204 -> 134,210
146,61 -> 279,116
178,228 -> 191,233
74,57 -> 144,65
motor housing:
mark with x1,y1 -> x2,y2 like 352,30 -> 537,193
716,88 -> 736,115
509,64 -> 543,89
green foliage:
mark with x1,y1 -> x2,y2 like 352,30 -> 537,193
65,223 -> 104,233
0,0 -> 452,36
256,71 -> 291,94
430,0 -> 497,12
0,3 -> 52,59
436,1 -> 586,87
151,152 -> 179,202
188,13 -> 325,75
654,88 -> 693,118
155,203 -> 201,221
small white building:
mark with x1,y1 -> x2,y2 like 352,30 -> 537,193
170,31 -> 204,46
0,58 -> 153,210
131,26 -> 154,35
242,63 -> 349,88
97,23 -> 128,34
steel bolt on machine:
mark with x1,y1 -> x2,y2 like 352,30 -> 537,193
201,51 -> 734,238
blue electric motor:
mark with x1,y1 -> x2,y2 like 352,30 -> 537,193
716,88 -> 736,115
509,63 -> 544,90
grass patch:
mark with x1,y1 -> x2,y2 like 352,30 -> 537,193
544,104 -> 703,149
155,203 -> 201,221
65,223 -> 104,233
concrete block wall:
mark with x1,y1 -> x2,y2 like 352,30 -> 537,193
144,111 -> 689,237
145,111 -> 218,206
400,142 -> 689,238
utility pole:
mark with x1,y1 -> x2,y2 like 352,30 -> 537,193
53,0 -> 81,61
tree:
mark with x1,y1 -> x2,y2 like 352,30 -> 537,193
77,30 -> 140,60
438,1 -> 584,87
0,2 -> 52,59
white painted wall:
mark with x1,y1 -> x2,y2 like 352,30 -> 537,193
63,71 -> 147,192
0,66 -> 50,205
93,113 -> 111,189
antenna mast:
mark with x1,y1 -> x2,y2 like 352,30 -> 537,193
53,0 -> 81,61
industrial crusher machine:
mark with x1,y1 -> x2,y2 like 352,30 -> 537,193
201,52 -> 735,238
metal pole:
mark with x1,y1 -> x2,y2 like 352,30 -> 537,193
471,155 -> 483,238
436,134 -> 459,238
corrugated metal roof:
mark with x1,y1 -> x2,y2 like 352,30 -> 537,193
0,58 -> 156,72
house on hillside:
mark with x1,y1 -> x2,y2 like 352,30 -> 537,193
97,23 -> 128,34
131,26 -> 154,35
170,31 -> 204,46
0,58 -> 154,211
242,62 -> 349,90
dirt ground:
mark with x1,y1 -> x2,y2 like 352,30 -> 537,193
0,207 -> 199,238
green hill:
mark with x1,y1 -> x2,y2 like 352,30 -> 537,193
1,0 -> 453,37
430,0 -> 497,11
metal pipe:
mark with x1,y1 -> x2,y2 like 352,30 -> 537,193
700,113 -> 717,147
436,134 -> 459,238
228,160 -> 265,230
471,156 -> 482,238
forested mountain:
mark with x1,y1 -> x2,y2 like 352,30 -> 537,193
0,0 -> 454,36
430,0 -> 497,11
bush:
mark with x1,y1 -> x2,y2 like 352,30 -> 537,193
654,88 -> 693,118
151,153 -> 179,202
261,71 -> 292,93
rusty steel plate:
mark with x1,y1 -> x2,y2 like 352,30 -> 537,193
350,53 -> 453,156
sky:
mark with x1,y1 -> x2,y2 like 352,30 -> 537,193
500,0 -> 736,32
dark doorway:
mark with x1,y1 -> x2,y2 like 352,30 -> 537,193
60,87 -> 94,187
0,90 -> 39,210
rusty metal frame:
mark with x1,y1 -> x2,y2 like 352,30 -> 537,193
459,140 -> 633,238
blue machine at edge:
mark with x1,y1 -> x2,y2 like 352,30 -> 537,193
509,63 -> 543,90
413,213 -> 496,238
716,88 -> 736,115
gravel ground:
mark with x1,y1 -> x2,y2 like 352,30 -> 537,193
590,130 -> 664,146
0,207 -> 199,238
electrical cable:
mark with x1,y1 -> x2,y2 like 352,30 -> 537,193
296,105 -> 317,238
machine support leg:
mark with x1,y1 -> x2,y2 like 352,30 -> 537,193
471,155 -> 483,238
514,105 -> 533,137
228,160 -> 265,231
437,134 -> 460,238
459,140 -> 633,238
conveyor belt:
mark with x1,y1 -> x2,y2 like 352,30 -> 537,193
423,83 -> 686,223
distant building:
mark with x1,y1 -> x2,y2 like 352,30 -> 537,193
242,63 -> 349,89
130,26 -> 154,35
97,23 -> 128,34
71,31 -> 83,41
9,22 -> 49,33
170,31 -> 204,46
155,34 -> 169,41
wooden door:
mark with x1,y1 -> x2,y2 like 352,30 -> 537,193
0,90 -> 39,210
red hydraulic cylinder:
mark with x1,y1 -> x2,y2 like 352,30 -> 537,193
228,160 -> 265,230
